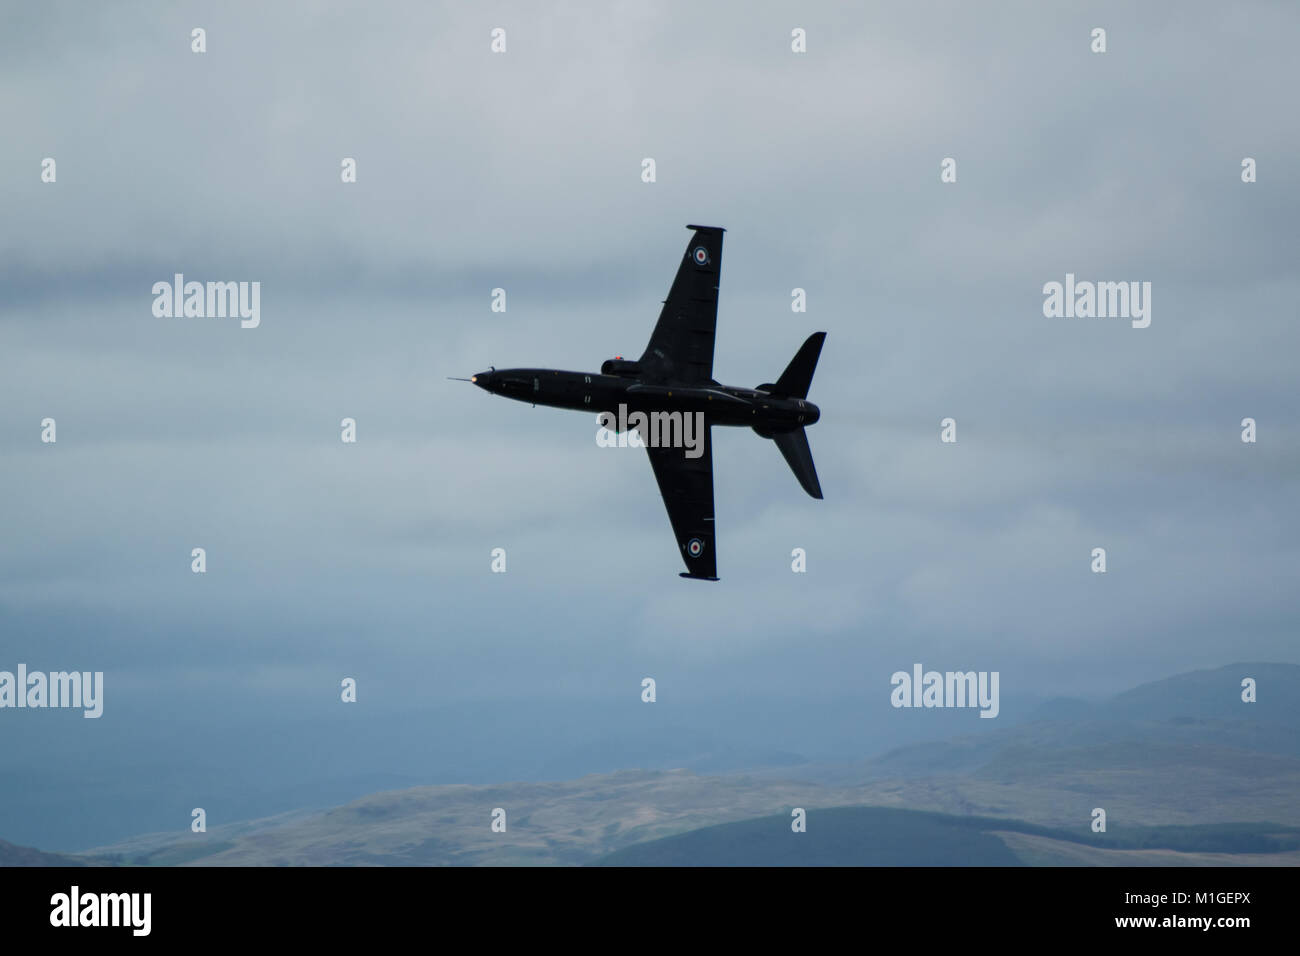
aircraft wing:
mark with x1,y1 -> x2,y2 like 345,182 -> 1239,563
645,424 -> 718,580
638,225 -> 724,385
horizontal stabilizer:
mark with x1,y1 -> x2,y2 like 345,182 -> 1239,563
773,427 -> 823,499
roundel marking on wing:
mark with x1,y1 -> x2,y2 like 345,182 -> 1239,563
686,537 -> 705,558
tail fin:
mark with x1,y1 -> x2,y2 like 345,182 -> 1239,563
773,428 -> 823,499
773,331 -> 826,399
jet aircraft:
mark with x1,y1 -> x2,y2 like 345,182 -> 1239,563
463,225 -> 825,580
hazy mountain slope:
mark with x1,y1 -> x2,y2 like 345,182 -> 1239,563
593,808 -> 1300,866
163,770 -> 874,866
70,753 -> 1300,867
0,839 -> 97,867
83,808 -> 324,866
595,807 -> 1025,866
43,661 -> 1300,867
996,831 -> 1300,867
779,662 -> 1300,787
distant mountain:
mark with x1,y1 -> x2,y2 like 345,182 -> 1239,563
0,839 -> 95,867
1106,662 -> 1300,726
146,770 -> 875,866
825,662 -> 1300,782
3,661 -> 1292,867
593,807 -> 1300,866
596,807 -> 1026,866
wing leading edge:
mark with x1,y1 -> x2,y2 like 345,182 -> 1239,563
645,423 -> 718,580
638,225 -> 724,385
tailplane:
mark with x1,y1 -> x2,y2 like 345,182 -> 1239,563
773,427 -> 823,499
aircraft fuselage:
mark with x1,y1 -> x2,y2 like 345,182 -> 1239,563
471,368 -> 821,432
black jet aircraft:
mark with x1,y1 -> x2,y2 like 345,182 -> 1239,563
463,225 -> 825,580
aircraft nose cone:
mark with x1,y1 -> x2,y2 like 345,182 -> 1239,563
471,370 -> 493,389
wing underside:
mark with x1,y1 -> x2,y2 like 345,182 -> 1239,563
645,424 -> 717,580
639,225 -> 724,385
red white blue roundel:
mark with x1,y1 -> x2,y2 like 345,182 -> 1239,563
686,537 -> 705,558
692,246 -> 709,266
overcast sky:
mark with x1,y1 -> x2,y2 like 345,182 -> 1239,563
3,1 -> 1298,849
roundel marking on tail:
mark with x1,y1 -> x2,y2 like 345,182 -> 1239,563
686,537 -> 705,558
692,246 -> 709,266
